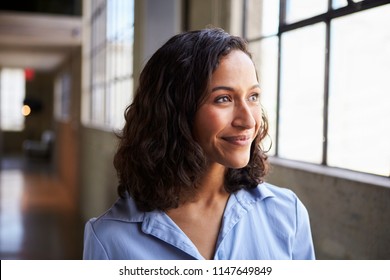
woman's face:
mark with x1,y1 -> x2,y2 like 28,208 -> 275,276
193,50 -> 262,169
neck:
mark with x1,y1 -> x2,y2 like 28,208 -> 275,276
192,163 -> 228,204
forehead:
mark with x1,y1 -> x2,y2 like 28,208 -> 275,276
197,50 -> 258,104
210,50 -> 258,84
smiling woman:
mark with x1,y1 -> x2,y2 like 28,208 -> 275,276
193,50 -> 262,170
83,28 -> 315,260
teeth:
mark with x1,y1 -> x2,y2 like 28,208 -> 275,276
224,136 -> 248,141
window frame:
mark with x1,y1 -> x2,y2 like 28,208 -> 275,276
86,0 -> 134,131
242,0 -> 390,179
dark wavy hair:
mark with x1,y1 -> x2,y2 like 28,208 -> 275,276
114,28 -> 269,211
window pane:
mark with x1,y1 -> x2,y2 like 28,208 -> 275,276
332,0 -> 347,9
328,5 -> 390,176
279,23 -> 326,163
90,1 -> 107,126
54,72 -> 71,121
106,0 -> 134,129
0,68 -> 25,131
248,36 -> 279,155
91,87 -> 105,125
332,0 -> 364,10
109,79 -> 132,129
246,0 -> 279,39
286,0 -> 328,23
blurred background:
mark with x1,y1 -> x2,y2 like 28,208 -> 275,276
0,0 -> 389,260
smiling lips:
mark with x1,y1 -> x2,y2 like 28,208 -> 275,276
221,135 -> 252,146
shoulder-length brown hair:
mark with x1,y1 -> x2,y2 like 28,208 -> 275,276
114,28 -> 269,212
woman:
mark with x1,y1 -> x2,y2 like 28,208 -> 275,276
83,28 -> 315,260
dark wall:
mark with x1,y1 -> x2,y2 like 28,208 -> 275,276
53,47 -> 82,212
266,161 -> 390,259
0,0 -> 81,16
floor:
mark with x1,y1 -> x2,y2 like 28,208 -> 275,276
0,154 -> 84,259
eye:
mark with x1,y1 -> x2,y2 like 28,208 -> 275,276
214,95 -> 231,103
248,93 -> 260,103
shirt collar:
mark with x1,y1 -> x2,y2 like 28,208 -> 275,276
234,182 -> 276,207
104,183 -> 275,223
102,195 -> 204,259
102,192 -> 145,222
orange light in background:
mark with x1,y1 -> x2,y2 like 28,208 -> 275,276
24,68 -> 35,81
22,105 -> 31,116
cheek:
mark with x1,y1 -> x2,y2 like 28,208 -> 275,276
193,108 -> 227,142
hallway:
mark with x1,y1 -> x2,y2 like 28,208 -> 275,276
0,155 -> 84,259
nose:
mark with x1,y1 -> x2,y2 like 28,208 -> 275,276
232,102 -> 256,129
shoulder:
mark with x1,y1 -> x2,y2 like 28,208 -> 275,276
83,194 -> 147,259
242,182 -> 311,235
259,182 -> 299,205
255,182 -> 311,226
86,194 -> 145,236
237,182 -> 309,223
239,182 -> 300,208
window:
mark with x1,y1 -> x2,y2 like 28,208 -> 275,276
242,0 -> 390,177
54,72 -> 71,121
245,0 -> 279,154
0,68 -> 26,131
279,23 -> 326,163
328,6 -> 390,176
86,0 -> 134,130
285,0 -> 328,23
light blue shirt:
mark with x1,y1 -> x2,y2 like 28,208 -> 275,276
83,182 -> 315,260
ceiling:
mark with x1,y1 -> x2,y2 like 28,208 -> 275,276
0,11 -> 82,72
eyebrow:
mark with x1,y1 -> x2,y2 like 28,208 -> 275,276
211,84 -> 261,93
